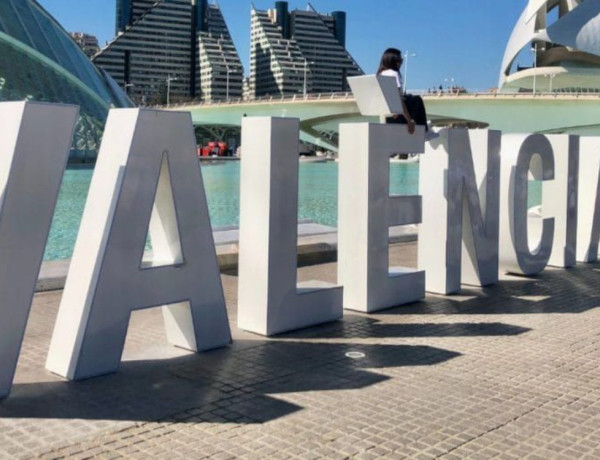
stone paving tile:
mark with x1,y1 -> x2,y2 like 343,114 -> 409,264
2,243 -> 600,457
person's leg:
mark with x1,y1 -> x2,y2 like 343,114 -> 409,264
385,115 -> 407,124
412,96 -> 428,128
404,95 -> 428,130
385,116 -> 408,158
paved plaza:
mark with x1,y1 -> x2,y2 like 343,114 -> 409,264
3,241 -> 600,459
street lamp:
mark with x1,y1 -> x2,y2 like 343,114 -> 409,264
124,83 -> 135,102
444,77 -> 455,94
402,52 -> 417,93
166,74 -> 179,107
303,60 -> 314,98
531,43 -> 537,95
545,73 -> 557,93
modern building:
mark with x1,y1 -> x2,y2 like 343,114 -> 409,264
0,0 -> 131,162
196,2 -> 244,103
249,1 -> 364,98
94,0 -> 244,105
500,0 -> 600,92
70,32 -> 100,58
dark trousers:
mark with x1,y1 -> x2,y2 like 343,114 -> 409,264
386,94 -> 429,131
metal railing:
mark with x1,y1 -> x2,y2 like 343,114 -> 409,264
161,91 -> 355,109
416,88 -> 600,98
159,87 -> 600,109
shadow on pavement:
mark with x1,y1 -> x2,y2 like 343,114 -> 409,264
378,264 -> 600,316
0,341 -> 460,423
278,316 -> 530,339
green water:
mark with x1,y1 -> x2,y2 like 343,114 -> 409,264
43,161 -> 539,261
44,161 -> 419,261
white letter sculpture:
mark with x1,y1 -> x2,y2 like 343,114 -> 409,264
338,123 -> 425,311
419,129 -> 501,295
0,102 -> 78,398
576,137 -> 600,262
500,134 -> 555,275
46,109 -> 231,380
543,135 -> 578,268
237,117 -> 343,335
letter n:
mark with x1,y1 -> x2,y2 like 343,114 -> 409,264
419,129 -> 501,294
46,109 -> 231,380
0,102 -> 77,398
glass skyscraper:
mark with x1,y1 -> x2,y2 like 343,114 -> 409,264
94,0 -> 244,105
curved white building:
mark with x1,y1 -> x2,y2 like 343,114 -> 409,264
500,0 -> 600,92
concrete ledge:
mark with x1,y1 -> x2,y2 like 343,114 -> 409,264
37,259 -> 71,292
36,222 -> 417,292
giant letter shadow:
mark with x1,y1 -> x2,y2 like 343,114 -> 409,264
376,264 -> 600,316
1,340 -> 459,424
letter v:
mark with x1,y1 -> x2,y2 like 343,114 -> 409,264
0,102 -> 77,398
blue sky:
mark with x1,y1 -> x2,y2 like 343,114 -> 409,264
39,0 -> 529,91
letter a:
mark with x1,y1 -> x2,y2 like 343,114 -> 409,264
46,109 -> 231,380
0,102 -> 77,398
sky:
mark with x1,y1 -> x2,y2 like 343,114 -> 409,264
39,0 -> 530,91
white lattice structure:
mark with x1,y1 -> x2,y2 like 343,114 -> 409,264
500,0 -> 600,92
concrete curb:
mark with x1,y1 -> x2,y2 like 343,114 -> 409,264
36,229 -> 418,292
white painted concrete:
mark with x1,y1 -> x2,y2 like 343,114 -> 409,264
419,129 -> 501,294
46,109 -> 231,381
576,137 -> 600,262
338,123 -> 425,312
0,102 -> 77,398
237,117 -> 343,335
544,135 -> 579,268
499,134 -> 555,275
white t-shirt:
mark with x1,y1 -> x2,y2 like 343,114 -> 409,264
380,69 -> 403,90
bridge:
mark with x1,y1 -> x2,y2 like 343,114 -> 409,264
170,91 -> 600,150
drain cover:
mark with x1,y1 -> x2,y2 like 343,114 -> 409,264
345,351 -> 366,359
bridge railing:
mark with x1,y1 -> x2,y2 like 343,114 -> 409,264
417,88 -> 600,98
161,92 -> 356,109
159,87 -> 600,109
